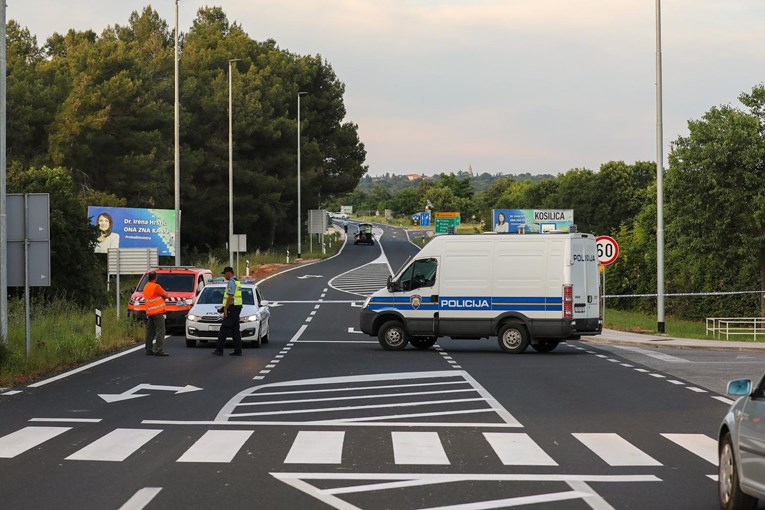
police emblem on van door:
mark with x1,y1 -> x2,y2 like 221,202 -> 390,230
411,295 -> 422,310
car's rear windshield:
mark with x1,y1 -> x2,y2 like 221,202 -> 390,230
137,273 -> 195,293
197,287 -> 256,306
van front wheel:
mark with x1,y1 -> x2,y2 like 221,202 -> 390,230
378,321 -> 409,351
498,323 -> 529,353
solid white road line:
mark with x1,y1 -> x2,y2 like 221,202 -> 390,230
177,430 -> 253,463
29,418 -> 102,423
66,428 -> 162,462
573,433 -> 662,466
285,431 -> 345,464
0,426 -> 71,458
118,487 -> 163,510
392,431 -> 449,465
661,433 -> 718,465
483,432 -> 558,466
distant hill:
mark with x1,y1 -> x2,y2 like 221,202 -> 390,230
355,171 -> 556,193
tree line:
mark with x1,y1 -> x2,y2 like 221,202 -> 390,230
336,86 -> 765,320
6,6 -> 763,320
6,6 -> 366,304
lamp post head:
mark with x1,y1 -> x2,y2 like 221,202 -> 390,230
298,91 -> 309,97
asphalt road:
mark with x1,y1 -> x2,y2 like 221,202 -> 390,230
2,223 -> 763,509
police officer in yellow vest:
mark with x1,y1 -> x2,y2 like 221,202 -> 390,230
212,266 -> 243,356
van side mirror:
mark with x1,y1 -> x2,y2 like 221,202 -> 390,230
387,276 -> 401,292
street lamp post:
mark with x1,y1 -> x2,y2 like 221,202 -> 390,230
174,0 -> 180,266
297,91 -> 308,259
655,0 -> 665,333
0,1 -> 7,343
228,59 -> 242,268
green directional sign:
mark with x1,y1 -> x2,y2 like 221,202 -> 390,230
434,212 -> 460,235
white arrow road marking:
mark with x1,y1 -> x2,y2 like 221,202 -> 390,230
347,327 -> 363,334
297,275 -> 323,279
99,384 -> 202,403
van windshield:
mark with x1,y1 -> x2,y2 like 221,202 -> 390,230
138,274 -> 195,293
398,258 -> 437,291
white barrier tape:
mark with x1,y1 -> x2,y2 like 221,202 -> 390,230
605,290 -> 764,299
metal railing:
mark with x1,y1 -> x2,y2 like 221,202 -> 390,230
705,317 -> 765,340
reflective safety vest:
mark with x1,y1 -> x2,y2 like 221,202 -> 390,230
222,279 -> 243,306
144,281 -> 166,316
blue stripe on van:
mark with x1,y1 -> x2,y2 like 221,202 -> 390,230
365,296 -> 562,312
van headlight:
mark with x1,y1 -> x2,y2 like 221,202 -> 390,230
184,298 -> 194,305
241,315 -> 260,323
187,314 -> 200,322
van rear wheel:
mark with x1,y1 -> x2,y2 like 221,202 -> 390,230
378,321 -> 409,351
410,337 -> 437,350
498,323 -> 529,353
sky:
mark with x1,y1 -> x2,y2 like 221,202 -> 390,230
7,1 -> 765,177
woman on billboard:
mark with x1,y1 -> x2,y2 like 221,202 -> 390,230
95,212 -> 120,253
494,212 -> 509,233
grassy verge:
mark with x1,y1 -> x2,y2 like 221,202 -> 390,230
604,307 -> 763,342
0,299 -> 144,387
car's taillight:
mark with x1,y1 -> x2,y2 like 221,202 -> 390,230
563,284 -> 573,319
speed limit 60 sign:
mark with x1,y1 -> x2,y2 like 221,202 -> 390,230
596,235 -> 619,265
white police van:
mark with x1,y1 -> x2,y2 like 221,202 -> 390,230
359,232 -> 602,353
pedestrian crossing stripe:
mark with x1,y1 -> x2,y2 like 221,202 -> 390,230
0,426 -> 720,468
0,426 -> 71,458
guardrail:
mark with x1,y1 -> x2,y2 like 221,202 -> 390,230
706,317 -> 765,340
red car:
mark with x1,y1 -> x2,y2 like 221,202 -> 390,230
128,267 -> 213,331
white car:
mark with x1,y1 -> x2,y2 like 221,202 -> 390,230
185,279 -> 270,348
331,212 -> 349,220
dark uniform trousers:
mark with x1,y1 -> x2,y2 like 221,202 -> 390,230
216,304 -> 243,353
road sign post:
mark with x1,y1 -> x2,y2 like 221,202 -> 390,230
596,236 -> 619,325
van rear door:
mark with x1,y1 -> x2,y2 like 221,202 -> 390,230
570,237 -> 600,321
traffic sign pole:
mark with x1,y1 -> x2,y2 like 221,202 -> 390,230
596,236 -> 619,327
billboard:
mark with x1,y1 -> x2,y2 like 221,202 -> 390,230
88,206 -> 177,256
492,209 -> 574,234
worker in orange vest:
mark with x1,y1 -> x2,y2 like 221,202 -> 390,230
143,271 -> 169,356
